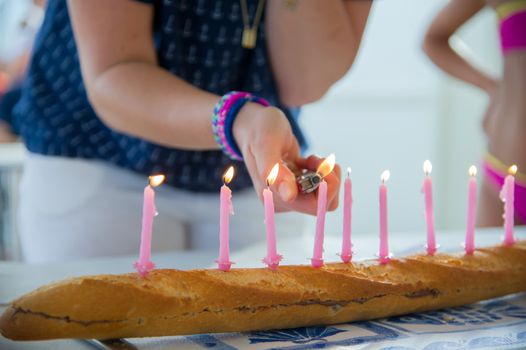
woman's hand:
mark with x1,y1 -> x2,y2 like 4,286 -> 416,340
233,103 -> 340,215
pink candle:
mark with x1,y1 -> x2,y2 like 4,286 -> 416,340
312,180 -> 328,268
379,170 -> 391,264
465,165 -> 477,254
340,167 -> 353,263
422,160 -> 436,255
311,154 -> 336,268
501,165 -> 517,246
263,163 -> 282,270
134,174 -> 165,277
217,166 -> 235,271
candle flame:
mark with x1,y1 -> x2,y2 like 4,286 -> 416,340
381,170 -> 390,183
266,163 -> 280,186
509,164 -> 518,175
223,166 -> 235,184
317,153 -> 336,178
347,166 -> 352,178
469,165 -> 477,177
149,174 -> 165,187
423,160 -> 432,176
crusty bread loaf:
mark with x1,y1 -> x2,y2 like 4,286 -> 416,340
1,241 -> 525,340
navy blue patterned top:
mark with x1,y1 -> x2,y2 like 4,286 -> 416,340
10,0 -> 306,192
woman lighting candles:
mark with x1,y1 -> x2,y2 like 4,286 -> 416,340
13,0 -> 369,262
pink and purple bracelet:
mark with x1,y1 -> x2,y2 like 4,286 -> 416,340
212,91 -> 270,161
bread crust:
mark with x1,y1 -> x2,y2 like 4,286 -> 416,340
1,242 -> 525,340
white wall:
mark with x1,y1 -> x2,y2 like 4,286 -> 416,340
298,0 -> 500,239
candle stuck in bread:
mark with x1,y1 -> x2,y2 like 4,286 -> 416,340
422,160 -> 437,255
311,154 -> 336,268
217,166 -> 235,271
340,167 -> 353,263
134,174 -> 165,277
501,165 -> 517,246
465,165 -> 477,254
262,163 -> 282,270
379,170 -> 391,264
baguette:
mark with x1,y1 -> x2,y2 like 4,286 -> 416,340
1,241 -> 525,340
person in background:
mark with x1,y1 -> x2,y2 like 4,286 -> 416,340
14,0 -> 372,262
423,0 -> 526,227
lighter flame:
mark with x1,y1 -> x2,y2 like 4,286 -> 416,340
509,164 -> 518,176
469,165 -> 477,177
149,174 -> 165,187
223,166 -> 235,184
317,154 -> 336,178
423,160 -> 432,176
266,163 -> 280,186
381,170 -> 390,183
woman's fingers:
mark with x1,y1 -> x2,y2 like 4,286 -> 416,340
326,164 -> 341,211
294,154 -> 341,212
245,145 -> 342,215
252,137 -> 300,203
243,143 -> 300,208
271,163 -> 299,203
295,154 -> 322,172
275,192 -> 318,215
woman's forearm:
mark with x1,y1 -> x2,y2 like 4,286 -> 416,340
423,38 -> 496,92
266,0 -> 357,106
422,0 -> 495,93
69,0 -> 225,150
89,61 -> 220,150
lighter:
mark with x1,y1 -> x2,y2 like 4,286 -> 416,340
296,170 -> 323,194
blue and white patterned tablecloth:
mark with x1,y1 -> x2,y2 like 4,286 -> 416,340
130,293 -> 526,350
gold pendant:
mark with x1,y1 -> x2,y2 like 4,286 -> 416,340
242,26 -> 257,49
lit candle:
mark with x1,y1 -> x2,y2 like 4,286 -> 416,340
262,163 -> 282,270
422,160 -> 436,255
340,167 -> 353,263
134,174 -> 165,277
379,170 -> 391,264
501,165 -> 517,246
465,165 -> 477,254
311,154 -> 336,268
312,180 -> 328,268
217,166 -> 235,271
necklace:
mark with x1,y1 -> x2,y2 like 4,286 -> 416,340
239,0 -> 266,49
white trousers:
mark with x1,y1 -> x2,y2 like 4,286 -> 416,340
18,153 -> 304,263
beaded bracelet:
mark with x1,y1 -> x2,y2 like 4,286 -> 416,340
212,91 -> 270,161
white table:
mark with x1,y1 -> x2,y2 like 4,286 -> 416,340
1,228 -> 525,349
